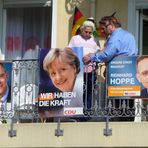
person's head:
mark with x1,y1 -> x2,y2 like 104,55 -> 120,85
99,14 -> 121,36
43,47 -> 80,92
80,20 -> 95,39
0,63 -> 9,98
87,17 -> 95,24
136,56 -> 148,89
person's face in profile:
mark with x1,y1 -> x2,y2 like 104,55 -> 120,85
0,65 -> 8,98
100,23 -> 112,37
137,58 -> 148,89
81,26 -> 93,39
48,57 -> 77,92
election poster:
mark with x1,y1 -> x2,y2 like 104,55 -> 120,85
107,56 -> 142,98
0,61 -> 12,113
38,47 -> 84,117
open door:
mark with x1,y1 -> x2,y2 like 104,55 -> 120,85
139,10 -> 148,55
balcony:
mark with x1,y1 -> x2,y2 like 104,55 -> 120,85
0,58 -> 147,147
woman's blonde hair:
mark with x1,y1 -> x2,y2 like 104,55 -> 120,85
43,47 -> 80,74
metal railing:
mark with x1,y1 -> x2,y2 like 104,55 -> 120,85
0,59 -> 147,124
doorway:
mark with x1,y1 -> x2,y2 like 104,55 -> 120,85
139,9 -> 148,55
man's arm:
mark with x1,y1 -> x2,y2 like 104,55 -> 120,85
83,43 -> 118,64
91,46 -> 117,62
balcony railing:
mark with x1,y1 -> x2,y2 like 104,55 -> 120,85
0,59 -> 147,124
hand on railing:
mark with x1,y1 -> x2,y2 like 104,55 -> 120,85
83,53 -> 93,65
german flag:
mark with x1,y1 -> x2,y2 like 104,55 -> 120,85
71,7 -> 85,37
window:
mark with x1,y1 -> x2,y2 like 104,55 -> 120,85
3,1 -> 52,60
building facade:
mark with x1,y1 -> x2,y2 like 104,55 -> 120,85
0,0 -> 148,147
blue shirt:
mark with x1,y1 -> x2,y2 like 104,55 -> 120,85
91,28 -> 138,62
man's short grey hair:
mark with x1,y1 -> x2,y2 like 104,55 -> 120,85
80,20 -> 95,32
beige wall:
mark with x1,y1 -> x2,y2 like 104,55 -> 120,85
56,0 -> 91,48
56,0 -> 128,48
1,122 -> 148,147
96,0 -> 128,29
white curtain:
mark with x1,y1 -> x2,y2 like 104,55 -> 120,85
5,7 -> 52,60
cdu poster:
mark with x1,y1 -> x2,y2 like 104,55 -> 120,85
38,47 -> 84,117
107,56 -> 142,98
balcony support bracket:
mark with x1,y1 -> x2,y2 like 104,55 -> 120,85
8,117 -> 17,137
55,118 -> 63,137
103,116 -> 112,136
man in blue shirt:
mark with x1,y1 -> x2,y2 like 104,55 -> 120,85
83,15 -> 138,121
83,15 -> 138,64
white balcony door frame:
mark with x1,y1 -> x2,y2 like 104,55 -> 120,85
128,0 -> 148,55
139,12 -> 148,55
51,0 -> 57,48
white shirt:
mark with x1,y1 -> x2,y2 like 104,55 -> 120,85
68,35 -> 100,73
68,35 -> 100,51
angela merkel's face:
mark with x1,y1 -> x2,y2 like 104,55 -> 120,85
48,58 -> 77,92
137,58 -> 148,89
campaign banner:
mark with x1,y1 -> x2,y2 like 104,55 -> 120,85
0,61 -> 12,112
107,56 -> 142,98
38,47 -> 83,117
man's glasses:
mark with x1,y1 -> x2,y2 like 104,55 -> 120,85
84,31 -> 92,34
101,24 -> 111,30
105,24 -> 111,28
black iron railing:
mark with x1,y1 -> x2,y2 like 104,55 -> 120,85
0,59 -> 146,124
